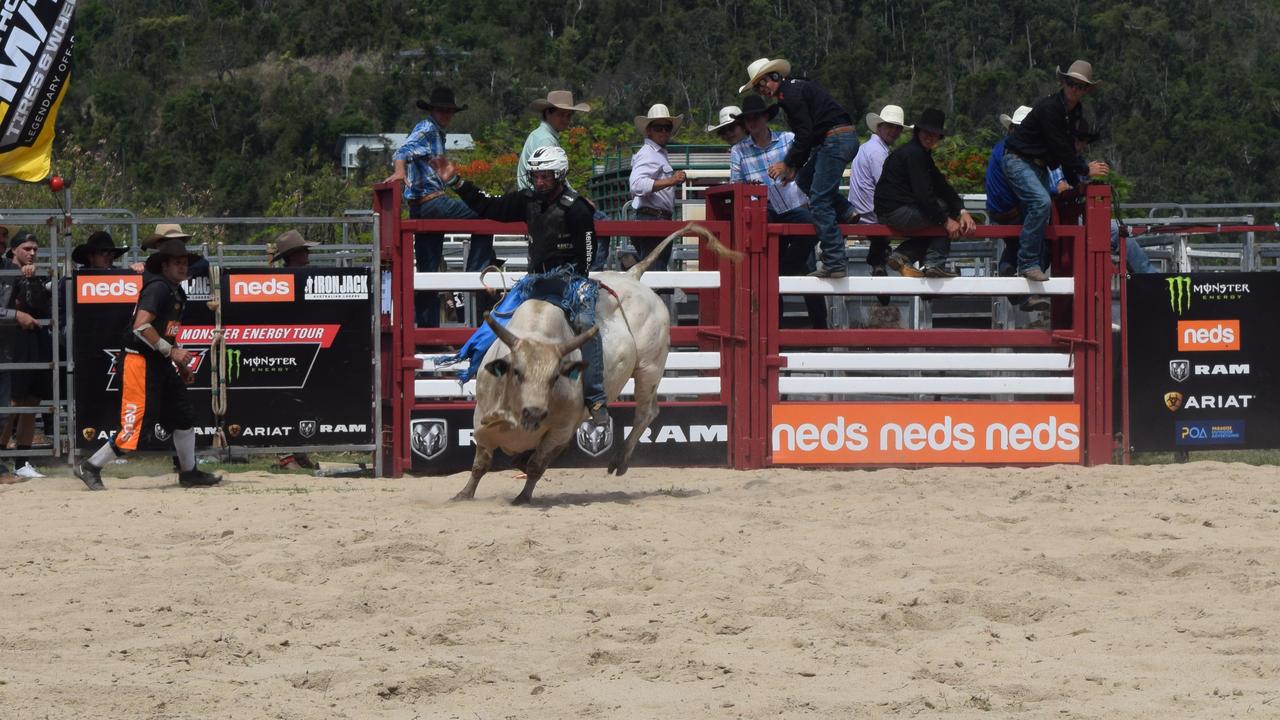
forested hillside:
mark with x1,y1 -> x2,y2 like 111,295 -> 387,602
31,0 -> 1280,215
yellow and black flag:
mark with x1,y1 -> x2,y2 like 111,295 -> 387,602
0,0 -> 76,182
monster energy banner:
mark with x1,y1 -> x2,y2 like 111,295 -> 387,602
408,406 -> 729,475
72,267 -> 374,450
1126,272 -> 1280,452
0,0 -> 75,182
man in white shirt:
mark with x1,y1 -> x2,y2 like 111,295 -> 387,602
628,104 -> 687,271
848,104 -> 908,274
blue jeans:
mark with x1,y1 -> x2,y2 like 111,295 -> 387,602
770,206 -> 828,329
1001,153 -> 1053,274
525,267 -> 606,408
1112,220 -> 1154,274
591,209 -> 609,270
795,131 -> 858,270
410,196 -> 496,327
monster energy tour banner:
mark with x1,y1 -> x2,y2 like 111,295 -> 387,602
73,268 -> 375,450
409,405 -> 729,475
1126,273 -> 1280,452
0,0 -> 75,182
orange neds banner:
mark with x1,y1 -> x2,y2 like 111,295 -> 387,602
771,403 -> 1082,464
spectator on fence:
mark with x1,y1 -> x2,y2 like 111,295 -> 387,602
74,239 -> 223,492
741,57 -> 859,278
849,105 -> 908,270
519,91 -> 608,270
873,109 -> 975,279
269,230 -> 318,267
1003,61 -> 1110,282
141,225 -> 209,280
708,105 -> 747,146
431,146 -> 610,427
0,230 -> 36,483
1,232 -> 52,479
386,87 -> 495,327
986,105 -> 1032,276
729,96 -> 828,329
628,104 -> 686,271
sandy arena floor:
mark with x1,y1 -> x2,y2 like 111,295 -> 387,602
2,462 -> 1278,719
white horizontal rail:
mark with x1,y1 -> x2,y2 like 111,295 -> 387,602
782,352 -> 1073,372
777,276 -> 1074,295
778,376 -> 1074,396
418,351 -> 720,372
414,270 -> 720,291
416,376 -> 720,399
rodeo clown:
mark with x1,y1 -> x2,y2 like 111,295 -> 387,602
428,145 -> 609,428
74,237 -> 222,491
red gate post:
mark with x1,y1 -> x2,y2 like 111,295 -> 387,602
372,181 -> 406,476
1082,184 -> 1116,465
705,183 -> 767,469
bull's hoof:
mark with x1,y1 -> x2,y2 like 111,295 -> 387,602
511,494 -> 532,506
450,492 -> 475,502
607,459 -> 629,476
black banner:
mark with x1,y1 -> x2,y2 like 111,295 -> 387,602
73,268 -> 374,450
409,405 -> 729,474
1126,272 -> 1280,451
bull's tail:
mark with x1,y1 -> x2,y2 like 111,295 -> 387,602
627,222 -> 743,279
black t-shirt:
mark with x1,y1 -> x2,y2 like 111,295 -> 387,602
123,277 -> 187,357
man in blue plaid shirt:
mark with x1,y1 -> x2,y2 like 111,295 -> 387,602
729,96 -> 827,328
387,87 -> 495,327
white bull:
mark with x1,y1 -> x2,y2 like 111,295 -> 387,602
454,223 -> 740,504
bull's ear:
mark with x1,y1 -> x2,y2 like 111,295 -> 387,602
485,358 -> 510,378
560,359 -> 586,381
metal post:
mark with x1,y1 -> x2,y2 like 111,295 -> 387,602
371,214 -> 383,477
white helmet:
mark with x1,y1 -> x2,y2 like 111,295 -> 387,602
526,145 -> 569,184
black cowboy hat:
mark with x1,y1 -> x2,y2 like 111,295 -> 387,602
733,94 -> 781,121
144,237 -> 202,275
72,230 -> 129,266
914,108 -> 948,137
416,87 -> 468,112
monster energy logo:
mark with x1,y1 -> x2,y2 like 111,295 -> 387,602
225,347 -> 243,380
1167,276 -> 1192,314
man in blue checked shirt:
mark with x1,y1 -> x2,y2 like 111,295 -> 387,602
386,87 -> 495,327
729,96 -> 827,329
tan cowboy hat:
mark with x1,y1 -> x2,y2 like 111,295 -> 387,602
269,229 -> 319,263
634,104 -> 684,135
738,57 -> 791,94
144,237 -> 202,274
999,105 -> 1033,131
1057,60 -> 1102,86
141,223 -> 192,249
528,90 -> 591,114
706,106 -> 742,133
865,105 -> 911,133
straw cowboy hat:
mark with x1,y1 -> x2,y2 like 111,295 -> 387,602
999,105 -> 1033,131
732,95 -> 781,122
141,223 -> 192,250
269,229 -> 318,263
865,105 -> 911,133
634,104 -> 684,135
71,230 -> 128,266
528,90 -> 591,114
416,87 -> 468,112
706,106 -> 742,133
144,237 -> 202,275
1057,60 -> 1102,86
738,57 -> 791,94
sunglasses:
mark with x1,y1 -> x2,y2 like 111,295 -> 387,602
753,72 -> 782,91
649,123 -> 674,132
1063,78 -> 1089,90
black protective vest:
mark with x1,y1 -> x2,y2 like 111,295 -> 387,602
123,277 -> 187,356
524,187 -> 580,273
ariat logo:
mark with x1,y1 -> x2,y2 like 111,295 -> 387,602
1167,276 -> 1191,314
1164,392 -> 1184,412
230,274 -> 295,302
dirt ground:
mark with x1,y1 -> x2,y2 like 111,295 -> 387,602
2,462 -> 1278,719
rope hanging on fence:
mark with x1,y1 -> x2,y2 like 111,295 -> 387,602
207,260 -> 230,451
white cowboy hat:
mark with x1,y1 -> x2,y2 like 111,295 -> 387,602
634,104 -> 684,135
999,105 -> 1033,131
738,57 -> 791,94
865,104 -> 911,133
1057,60 -> 1102,86
528,90 -> 591,114
706,106 -> 742,133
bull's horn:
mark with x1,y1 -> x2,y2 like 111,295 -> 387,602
558,325 -> 599,356
485,313 -> 520,348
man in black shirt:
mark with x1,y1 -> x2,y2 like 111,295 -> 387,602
1003,60 -> 1110,281
75,238 -> 222,491
430,146 -> 609,427
742,57 -> 859,277
873,109 -> 976,277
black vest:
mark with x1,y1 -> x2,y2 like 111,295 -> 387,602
123,277 -> 187,356
525,187 -> 580,273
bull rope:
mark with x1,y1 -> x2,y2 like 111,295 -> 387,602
207,259 -> 230,452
